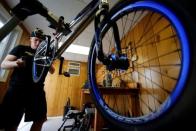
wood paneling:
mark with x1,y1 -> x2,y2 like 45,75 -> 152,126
44,60 -> 88,116
123,12 -> 180,115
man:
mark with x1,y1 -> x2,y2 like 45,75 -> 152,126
0,28 -> 54,131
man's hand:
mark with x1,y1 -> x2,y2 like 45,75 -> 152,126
16,58 -> 26,68
1,55 -> 26,69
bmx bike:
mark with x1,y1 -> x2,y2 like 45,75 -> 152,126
0,0 -> 195,130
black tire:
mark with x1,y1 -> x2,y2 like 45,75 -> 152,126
88,0 -> 196,130
32,37 -> 55,83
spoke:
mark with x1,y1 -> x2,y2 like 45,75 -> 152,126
137,64 -> 180,68
35,43 -> 47,56
34,56 -> 49,61
139,98 -> 154,112
135,12 -> 161,46
121,10 -> 144,49
34,56 -> 51,67
34,63 -> 50,67
112,22 -> 121,54
136,49 -> 181,67
104,29 -> 114,55
135,24 -> 173,49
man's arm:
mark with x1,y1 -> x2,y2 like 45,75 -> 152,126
1,54 -> 25,69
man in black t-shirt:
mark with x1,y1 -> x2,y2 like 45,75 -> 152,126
0,28 -> 54,131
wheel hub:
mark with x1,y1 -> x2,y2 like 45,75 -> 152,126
106,54 -> 129,71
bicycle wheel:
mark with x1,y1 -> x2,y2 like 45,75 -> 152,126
32,37 -> 55,83
88,0 -> 196,130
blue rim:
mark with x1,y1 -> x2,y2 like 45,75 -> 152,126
32,61 -> 45,83
89,1 -> 190,124
32,62 -> 39,82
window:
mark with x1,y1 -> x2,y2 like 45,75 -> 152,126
67,62 -> 80,76
0,3 -> 23,82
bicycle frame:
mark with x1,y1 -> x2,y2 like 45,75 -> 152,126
0,0 -> 126,69
55,0 -> 100,58
0,0 -> 108,60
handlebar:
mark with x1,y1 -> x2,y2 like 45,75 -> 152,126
0,0 -> 60,42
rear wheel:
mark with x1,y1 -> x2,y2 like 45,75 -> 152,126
88,0 -> 195,130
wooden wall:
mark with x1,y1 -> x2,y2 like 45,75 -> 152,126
128,12 -> 180,115
44,60 -> 88,116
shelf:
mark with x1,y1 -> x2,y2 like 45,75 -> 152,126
80,87 -> 140,131
82,87 -> 139,95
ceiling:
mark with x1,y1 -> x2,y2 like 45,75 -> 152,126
4,0 -> 118,62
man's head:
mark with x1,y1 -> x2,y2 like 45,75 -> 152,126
30,28 -> 45,49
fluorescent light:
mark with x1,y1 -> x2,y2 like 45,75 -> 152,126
0,21 -> 3,28
65,44 -> 89,55
58,41 -> 63,48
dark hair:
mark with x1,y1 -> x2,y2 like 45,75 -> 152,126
30,28 -> 45,39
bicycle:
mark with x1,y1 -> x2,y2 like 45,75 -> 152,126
0,0 -> 196,130
58,98 -> 94,131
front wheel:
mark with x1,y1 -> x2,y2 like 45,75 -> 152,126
88,0 -> 196,130
32,36 -> 55,83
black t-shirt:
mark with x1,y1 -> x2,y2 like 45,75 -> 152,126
9,45 -> 43,87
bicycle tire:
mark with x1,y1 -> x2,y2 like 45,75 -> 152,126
32,37 -> 55,83
88,0 -> 196,130
32,61 -> 49,83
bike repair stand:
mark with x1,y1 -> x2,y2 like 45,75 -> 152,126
58,97 -> 81,131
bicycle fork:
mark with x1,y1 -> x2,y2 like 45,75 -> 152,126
94,0 -> 129,71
